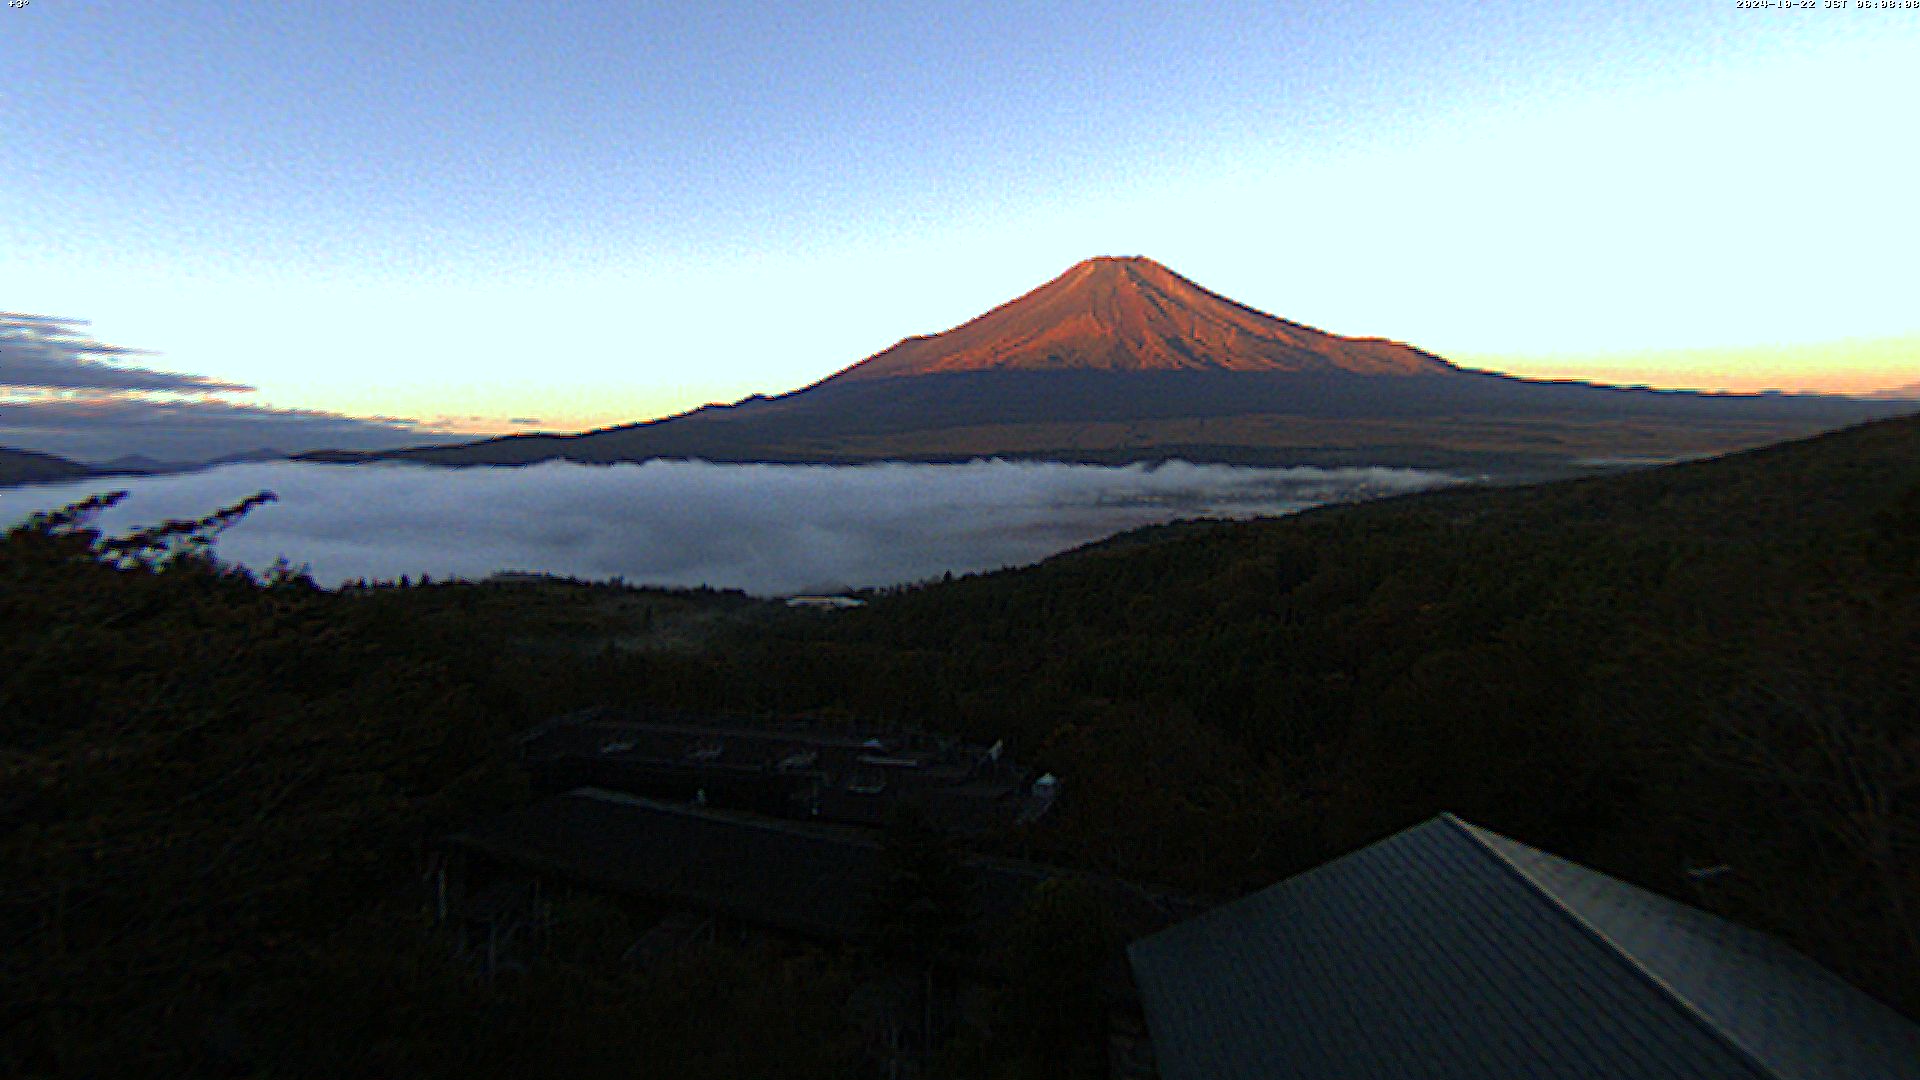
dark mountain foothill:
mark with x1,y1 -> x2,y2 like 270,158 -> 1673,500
0,446 -> 100,486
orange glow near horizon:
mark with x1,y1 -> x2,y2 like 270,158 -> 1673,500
400,338 -> 1920,440
1455,335 -> 1920,397
7,8 -> 1917,456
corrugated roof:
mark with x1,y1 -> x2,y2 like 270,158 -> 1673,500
1127,815 -> 1920,1080
1462,819 -> 1920,1080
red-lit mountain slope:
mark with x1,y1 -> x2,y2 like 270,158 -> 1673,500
306,258 -> 1910,477
825,256 -> 1454,381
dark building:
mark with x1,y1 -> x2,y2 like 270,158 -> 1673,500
517,706 -> 1052,832
437,787 -> 1196,1077
444,787 -> 1191,969
1127,813 -> 1920,1080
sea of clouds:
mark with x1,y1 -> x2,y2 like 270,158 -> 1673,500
0,460 -> 1467,596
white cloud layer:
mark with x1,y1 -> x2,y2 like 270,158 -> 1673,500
0,460 -> 1466,595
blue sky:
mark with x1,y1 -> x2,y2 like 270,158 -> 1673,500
4,1 -> 1916,456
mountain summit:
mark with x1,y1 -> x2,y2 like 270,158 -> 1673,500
829,256 -> 1456,381
304,256 -> 1907,476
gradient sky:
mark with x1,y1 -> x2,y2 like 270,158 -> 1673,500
5,1 -> 1917,447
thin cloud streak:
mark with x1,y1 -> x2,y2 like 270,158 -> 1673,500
0,312 -> 463,463
0,313 -> 252,394
0,460 -> 1466,595
0,397 -> 455,465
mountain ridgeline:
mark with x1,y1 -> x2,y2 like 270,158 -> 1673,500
821,255 -> 1455,380
305,257 -> 1908,476
0,447 -> 99,486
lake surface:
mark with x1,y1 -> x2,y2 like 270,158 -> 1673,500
0,459 -> 1467,595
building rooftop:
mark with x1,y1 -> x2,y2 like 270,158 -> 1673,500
522,707 -> 994,772
517,707 -> 1042,830
1127,813 -> 1920,1080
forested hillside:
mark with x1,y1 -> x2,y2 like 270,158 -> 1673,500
0,500 -> 862,1077
611,414 -> 1920,1014
5,415 -> 1917,1074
